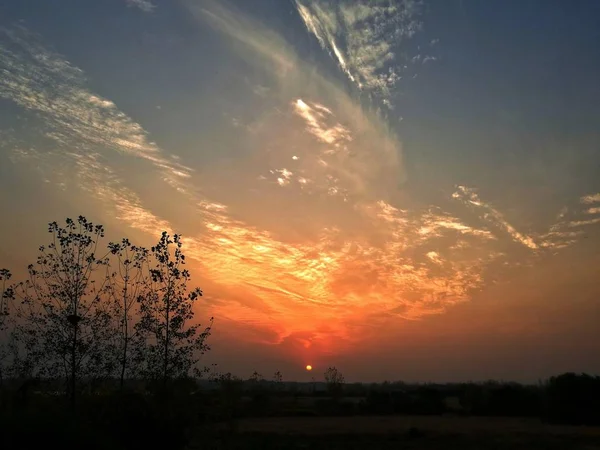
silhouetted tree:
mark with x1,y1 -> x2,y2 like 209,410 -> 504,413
107,239 -> 150,389
135,232 -> 212,391
248,370 -> 263,392
249,370 -> 263,383
545,372 -> 600,425
324,366 -> 345,399
412,386 -> 445,415
0,269 -> 11,324
210,371 -> 243,427
0,268 -> 14,387
271,370 -> 283,394
13,217 -> 113,406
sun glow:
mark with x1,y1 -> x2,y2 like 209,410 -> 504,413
306,365 -> 313,371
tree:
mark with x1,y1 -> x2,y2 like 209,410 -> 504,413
324,366 -> 345,399
272,370 -> 283,392
13,217 -> 113,406
0,269 -> 12,326
248,370 -> 263,394
107,239 -> 150,390
135,232 -> 212,390
545,373 -> 600,425
212,372 -> 243,428
249,370 -> 263,383
0,268 -> 14,386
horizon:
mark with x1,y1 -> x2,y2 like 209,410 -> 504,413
1,0 -> 599,384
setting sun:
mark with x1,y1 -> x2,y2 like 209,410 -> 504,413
306,365 -> 313,371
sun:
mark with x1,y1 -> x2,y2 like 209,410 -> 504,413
305,364 -> 313,371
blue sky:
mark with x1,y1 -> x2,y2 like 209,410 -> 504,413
1,0 -> 599,381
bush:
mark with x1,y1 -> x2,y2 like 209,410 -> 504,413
544,373 -> 600,425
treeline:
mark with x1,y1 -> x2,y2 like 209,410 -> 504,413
328,373 -> 600,425
182,370 -> 600,427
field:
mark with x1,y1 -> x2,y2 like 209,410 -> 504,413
194,415 -> 600,449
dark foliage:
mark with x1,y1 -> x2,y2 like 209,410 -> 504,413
544,372 -> 600,425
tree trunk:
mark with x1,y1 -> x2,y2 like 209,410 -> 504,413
71,322 -> 77,408
120,284 -> 129,391
163,289 -> 170,390
120,316 -> 128,391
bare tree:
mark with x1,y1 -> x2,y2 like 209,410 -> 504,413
248,370 -> 263,392
13,217 -> 113,406
212,371 -> 243,428
136,232 -> 212,390
249,370 -> 263,383
107,239 -> 149,390
272,370 -> 283,389
0,269 -> 14,387
0,269 -> 12,324
324,366 -> 345,399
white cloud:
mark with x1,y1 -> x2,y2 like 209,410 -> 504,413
295,0 -> 424,103
186,0 -> 594,342
293,98 -> 351,146
0,26 -> 190,193
567,217 -> 600,228
453,186 -> 538,249
3,6 -> 598,353
581,193 -> 600,204
125,0 -> 156,13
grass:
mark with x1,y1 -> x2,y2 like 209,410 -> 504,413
231,415 -> 600,435
189,415 -> 600,450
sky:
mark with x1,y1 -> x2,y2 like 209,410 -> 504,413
0,0 -> 599,383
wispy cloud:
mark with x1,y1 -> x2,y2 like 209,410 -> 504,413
531,191 -> 600,248
2,133 -> 175,244
450,187 -> 600,251
3,5 -> 599,363
0,25 -> 191,193
0,24 -> 199,263
293,99 -> 351,146
294,0 -> 424,102
581,193 -> 600,204
125,0 -> 156,13
191,0 -> 295,78
452,186 -> 538,249
146,0 -> 600,354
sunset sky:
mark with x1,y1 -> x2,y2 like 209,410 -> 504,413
1,0 -> 599,383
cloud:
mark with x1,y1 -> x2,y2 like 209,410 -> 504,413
452,187 -> 600,251
294,0 -> 424,102
567,217 -> 600,228
192,0 -> 407,199
581,193 -> 600,204
0,25 -> 191,193
192,0 -> 295,78
136,1 -> 510,350
293,99 -> 351,146
452,186 -> 538,249
0,24 -> 194,263
532,191 -> 600,248
3,6 -> 599,363
125,0 -> 156,13
186,195 -> 496,348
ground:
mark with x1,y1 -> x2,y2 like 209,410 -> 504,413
191,415 -> 600,449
